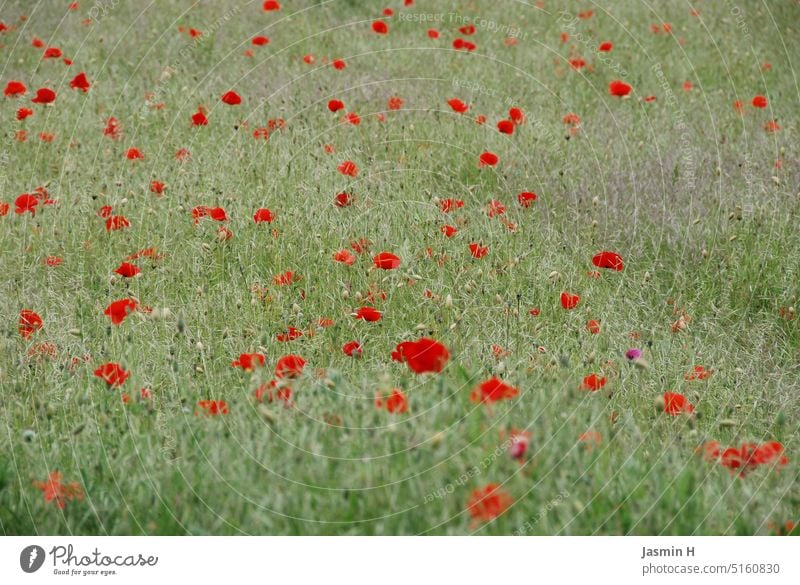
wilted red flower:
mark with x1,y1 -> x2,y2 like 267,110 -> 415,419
470,377 -> 519,404
466,483 -> 513,523
94,362 -> 130,386
104,298 -> 138,325
592,251 -> 624,271
663,391 -> 694,415
197,400 -> 229,415
231,353 -> 266,371
609,80 -> 631,97
19,309 -> 43,338
375,389 -> 408,414
69,72 -> 90,92
560,291 -> 580,310
33,471 -> 83,509
114,262 -> 141,278
373,252 -> 401,269
469,243 -> 488,259
392,338 -> 449,374
221,90 -> 241,105
684,365 -> 712,381
275,354 -> 306,378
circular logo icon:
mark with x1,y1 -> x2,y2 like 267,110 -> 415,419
20,545 -> 46,573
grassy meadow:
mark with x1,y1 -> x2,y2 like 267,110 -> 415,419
0,0 -> 798,535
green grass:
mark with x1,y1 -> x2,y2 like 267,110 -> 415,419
0,0 -> 798,535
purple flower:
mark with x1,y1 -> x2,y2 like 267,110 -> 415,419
625,348 -> 643,360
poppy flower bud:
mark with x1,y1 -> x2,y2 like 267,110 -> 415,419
592,196 -> 599,206
342,289 -> 349,299
548,270 -> 560,282
415,323 -> 426,331
431,432 -> 445,447
444,294 -> 453,308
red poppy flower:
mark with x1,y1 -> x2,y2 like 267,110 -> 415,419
497,119 -> 514,134
592,251 -> 624,271
94,362 -> 130,386
560,291 -> 580,310
45,256 -> 63,267
148,180 -> 165,195
752,95 -> 768,108
262,0 -> 280,10
69,72 -> 90,92
440,198 -> 464,213
373,252 -> 401,270
388,96 -> 404,110
427,28 -> 440,39
273,271 -> 300,286
391,338 -> 450,374
252,36 -> 270,46
276,327 -> 303,342
663,391 -> 694,415
441,224 -> 458,237
447,98 -> 469,113
517,191 -> 537,207
598,41 -> 613,51
191,107 -> 208,126
192,206 -> 227,223
125,147 -> 143,160
354,307 -> 382,322
4,80 -> 27,97
468,243 -> 488,259
221,90 -> 241,105
581,374 -> 606,391
334,192 -> 353,207
31,87 -> 56,104
14,193 -> 38,215
43,47 -> 62,59
33,471 -> 83,510
114,262 -> 141,278
376,389 -> 408,414
104,298 -> 138,325
586,320 -> 601,334
343,341 -> 363,357
0,202 -> 9,216
328,99 -> 345,112
197,400 -> 229,415
337,160 -> 359,177
333,249 -> 357,265
478,152 -> 498,167
343,111 -> 361,125
466,484 -> 513,523
609,80 -> 631,97
331,59 -> 346,70
105,215 -> 130,231
275,354 -> 306,378
231,353 -> 266,371
19,309 -> 43,338
253,208 -> 275,223
372,21 -> 388,34
104,117 -> 121,139
487,200 -> 506,217
16,107 -> 34,120
470,377 -> 519,404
